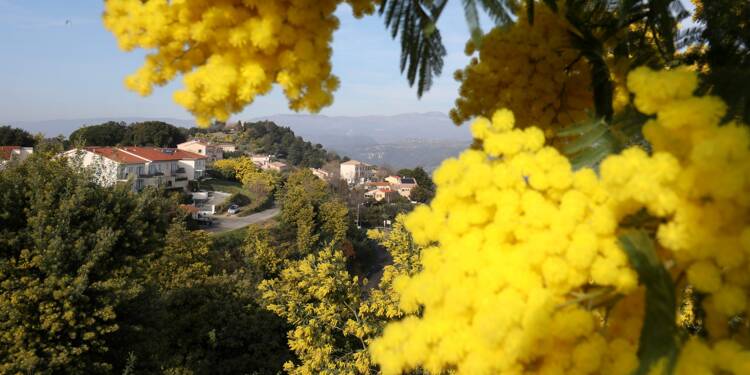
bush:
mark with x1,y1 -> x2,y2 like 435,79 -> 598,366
223,151 -> 245,159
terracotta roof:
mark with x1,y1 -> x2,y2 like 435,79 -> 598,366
341,160 -> 364,165
85,147 -> 146,164
120,147 -> 207,161
0,146 -> 20,160
367,181 -> 391,186
179,139 -> 209,147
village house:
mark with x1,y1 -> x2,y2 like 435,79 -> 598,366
365,188 -> 399,202
177,140 -> 224,163
250,154 -> 272,169
392,176 -> 418,198
364,176 -> 419,200
310,168 -> 331,180
215,143 -> 237,153
63,146 -> 206,191
364,181 -> 391,191
340,159 -> 374,184
0,146 -> 33,169
268,161 -> 288,172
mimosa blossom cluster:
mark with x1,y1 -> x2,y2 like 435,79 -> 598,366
104,0 -> 376,126
371,68 -> 750,374
450,5 -> 593,132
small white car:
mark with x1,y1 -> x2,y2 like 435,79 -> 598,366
227,204 -> 240,215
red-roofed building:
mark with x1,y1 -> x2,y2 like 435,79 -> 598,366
364,188 -> 398,202
365,181 -> 391,191
0,146 -> 33,169
177,140 -> 224,163
63,147 -> 206,191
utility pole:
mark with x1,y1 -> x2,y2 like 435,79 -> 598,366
356,202 -> 362,229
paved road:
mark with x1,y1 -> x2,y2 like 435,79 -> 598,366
206,207 -> 280,233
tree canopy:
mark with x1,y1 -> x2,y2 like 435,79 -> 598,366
69,121 -> 130,146
0,155 -> 290,374
16,1 -> 749,374
238,121 -> 340,168
0,155 -> 174,373
69,121 -> 187,147
0,125 -> 35,146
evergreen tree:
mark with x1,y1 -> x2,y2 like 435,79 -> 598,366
69,121 -> 129,146
0,125 -> 35,146
0,155 -> 174,373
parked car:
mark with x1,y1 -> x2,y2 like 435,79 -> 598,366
227,204 -> 240,215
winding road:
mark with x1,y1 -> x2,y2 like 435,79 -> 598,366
206,207 -> 280,233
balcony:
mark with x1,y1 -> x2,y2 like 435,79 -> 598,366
139,172 -> 164,178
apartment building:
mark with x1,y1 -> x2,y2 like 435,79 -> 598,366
340,160 -> 374,184
177,140 -> 224,163
64,146 -> 206,191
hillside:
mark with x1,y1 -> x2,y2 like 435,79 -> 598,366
12,113 -> 472,171
251,112 -> 472,171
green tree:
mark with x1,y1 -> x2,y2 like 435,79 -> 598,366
277,169 -> 348,256
409,185 -> 435,203
238,121 -> 338,168
258,216 -> 422,374
396,166 -> 435,191
259,246 -> 371,374
34,135 -> 68,156
116,223 -> 291,374
0,125 -> 35,146
69,121 -> 129,146
126,121 -> 187,147
0,155 -> 174,374
319,200 -> 349,246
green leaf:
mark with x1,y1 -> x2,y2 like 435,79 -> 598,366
556,117 -> 618,170
618,230 -> 680,375
462,0 -> 484,48
477,0 -> 515,25
569,141 -> 616,171
556,117 -> 603,137
560,121 -> 609,155
556,106 -> 651,171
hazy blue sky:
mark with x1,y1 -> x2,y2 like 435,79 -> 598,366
0,1 -> 483,123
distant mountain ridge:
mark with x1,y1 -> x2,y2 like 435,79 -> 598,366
251,113 -> 471,171
252,112 -> 470,146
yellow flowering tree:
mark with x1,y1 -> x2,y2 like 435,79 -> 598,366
450,4 -> 593,131
259,216 -> 422,374
370,68 -> 750,374
213,156 -> 278,196
101,2 -> 750,374
104,0 -> 377,126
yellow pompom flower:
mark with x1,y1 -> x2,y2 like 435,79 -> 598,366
371,105 -> 639,375
450,4 -> 593,132
104,0 -> 376,126
372,67 -> 750,374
